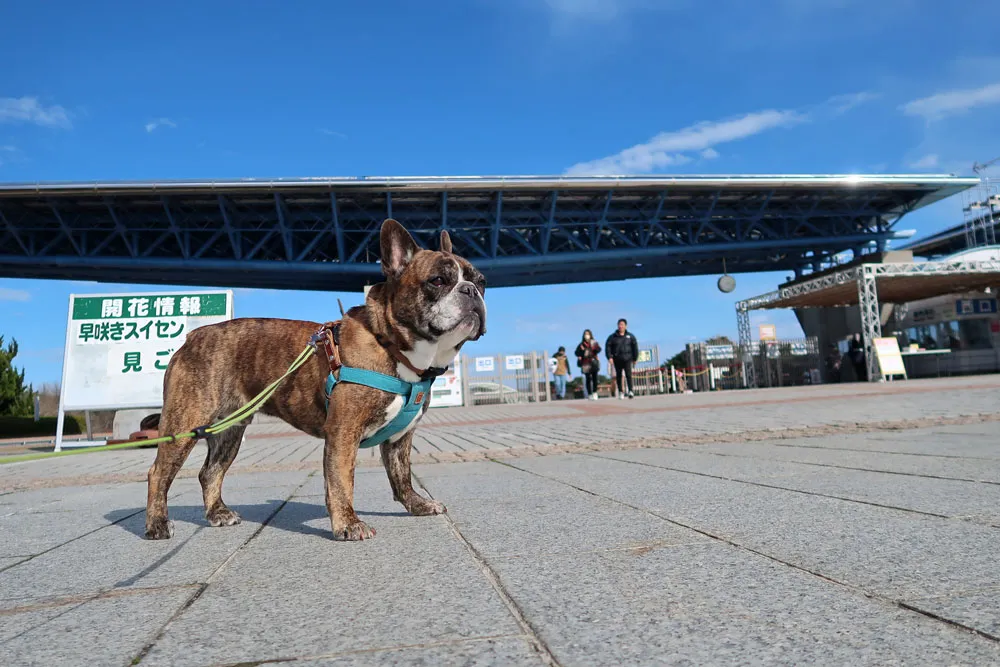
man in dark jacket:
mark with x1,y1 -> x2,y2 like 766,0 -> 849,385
606,318 -> 639,399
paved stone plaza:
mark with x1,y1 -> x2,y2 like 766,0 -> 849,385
1,376 -> 999,665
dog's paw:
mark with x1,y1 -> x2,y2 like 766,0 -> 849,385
406,497 -> 447,516
206,507 -> 242,527
333,520 -> 376,541
145,518 -> 175,540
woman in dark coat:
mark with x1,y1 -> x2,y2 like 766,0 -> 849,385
575,329 -> 602,400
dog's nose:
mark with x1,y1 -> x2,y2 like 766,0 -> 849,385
458,282 -> 477,298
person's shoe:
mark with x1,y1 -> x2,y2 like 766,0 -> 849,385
628,391 -> 635,399
618,393 -> 624,400
591,394 -> 599,401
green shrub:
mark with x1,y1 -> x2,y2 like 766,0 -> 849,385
0,416 -> 85,439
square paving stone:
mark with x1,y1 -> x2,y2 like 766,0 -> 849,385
0,481 -> 303,600
508,454 -> 1000,599
444,487 -> 706,558
140,516 -> 521,666
903,589 -> 1000,640
487,543 -> 1000,666
0,587 -> 194,667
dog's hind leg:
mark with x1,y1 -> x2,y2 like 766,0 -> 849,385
199,423 -> 247,527
145,431 -> 199,540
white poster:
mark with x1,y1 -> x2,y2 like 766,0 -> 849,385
59,290 -> 233,412
475,356 -> 495,372
505,354 -> 525,371
430,356 -> 464,408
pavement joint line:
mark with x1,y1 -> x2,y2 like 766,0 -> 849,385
4,413 -> 998,494
492,457 -> 1000,647
202,633 -> 533,667
0,583 -> 204,616
485,539 -> 710,561
771,442 -> 1000,461
413,471 -> 562,667
128,470 -> 318,666
587,452 -> 955,520
669,446 -> 1000,487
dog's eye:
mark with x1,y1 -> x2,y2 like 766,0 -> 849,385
429,276 -> 446,287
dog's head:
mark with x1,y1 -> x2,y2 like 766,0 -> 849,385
376,219 -> 487,345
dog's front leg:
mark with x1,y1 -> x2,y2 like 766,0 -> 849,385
323,421 -> 375,541
381,431 -> 446,516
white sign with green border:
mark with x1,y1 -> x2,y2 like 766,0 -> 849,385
56,290 -> 233,450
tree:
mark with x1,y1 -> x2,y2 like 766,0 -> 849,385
0,336 -> 35,417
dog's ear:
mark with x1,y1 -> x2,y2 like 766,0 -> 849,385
439,230 -> 453,253
380,219 -> 420,279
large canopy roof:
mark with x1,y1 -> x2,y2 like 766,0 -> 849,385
738,259 -> 1000,311
0,174 -> 978,291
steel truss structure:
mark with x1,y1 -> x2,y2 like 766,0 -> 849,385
736,259 -> 1000,384
0,175 -> 976,292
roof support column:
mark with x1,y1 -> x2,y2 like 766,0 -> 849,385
735,301 -> 756,389
856,264 -> 882,382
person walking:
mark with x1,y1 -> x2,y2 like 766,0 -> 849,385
606,318 -> 639,399
551,346 -> 571,399
574,330 -> 602,400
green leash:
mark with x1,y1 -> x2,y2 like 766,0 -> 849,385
0,344 -> 316,465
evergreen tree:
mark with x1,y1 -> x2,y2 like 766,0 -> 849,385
0,336 -> 35,417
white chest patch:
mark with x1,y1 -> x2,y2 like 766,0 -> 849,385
360,394 -> 425,445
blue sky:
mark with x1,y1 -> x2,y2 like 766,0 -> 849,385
3,0 -> 1000,385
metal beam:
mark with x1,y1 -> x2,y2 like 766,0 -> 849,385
542,190 -> 557,254
273,193 -> 295,261
491,192 -> 502,258
0,204 -> 29,255
160,196 -> 189,259
217,195 -> 242,260
44,199 -> 83,256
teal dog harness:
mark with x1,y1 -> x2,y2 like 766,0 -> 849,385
325,368 -> 435,448
312,320 -> 444,449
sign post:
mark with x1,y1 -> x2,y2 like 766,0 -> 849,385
758,324 -> 777,341
55,290 -> 233,451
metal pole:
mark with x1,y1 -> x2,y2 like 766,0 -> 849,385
670,365 -> 677,393
530,351 -> 540,403
736,303 -> 756,388
857,264 -> 883,382
460,356 -> 470,407
709,363 -> 716,390
85,410 -> 93,440
542,349 -> 552,402
54,408 -> 65,452
33,394 -> 40,422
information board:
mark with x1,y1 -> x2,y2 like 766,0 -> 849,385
758,324 -> 777,341
873,337 -> 907,378
505,355 -> 525,371
56,290 -> 233,449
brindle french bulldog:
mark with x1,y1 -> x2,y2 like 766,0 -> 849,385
145,219 -> 487,541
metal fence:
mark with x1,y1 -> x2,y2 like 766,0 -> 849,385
460,345 -> 665,405
684,338 -> 822,391
460,352 -> 552,406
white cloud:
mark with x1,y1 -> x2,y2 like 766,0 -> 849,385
543,0 -> 666,20
0,96 -> 71,129
319,128 -> 348,139
700,147 -> 720,160
901,82 -> 1000,121
566,109 -> 803,175
145,117 -> 177,133
908,154 -> 939,169
827,91 -> 878,115
0,287 -> 31,302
